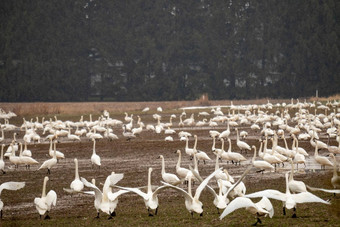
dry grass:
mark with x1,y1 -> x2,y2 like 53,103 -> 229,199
0,98 -> 294,116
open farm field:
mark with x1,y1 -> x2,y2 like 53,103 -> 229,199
0,99 -> 339,226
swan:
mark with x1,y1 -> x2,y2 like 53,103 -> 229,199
0,181 -> 25,219
34,176 -> 57,219
0,145 -> 5,173
22,141 -> 32,157
38,142 -> 57,174
288,160 -> 307,193
48,139 -> 65,160
251,145 -> 274,173
18,143 -> 39,169
114,167 -> 171,216
330,154 -> 340,190
174,150 -> 190,182
224,138 -> 247,165
193,135 -> 211,164
81,172 -> 128,218
184,136 -> 195,158
63,158 -> 84,193
191,165 -> 252,213
235,128 -> 251,152
245,172 -> 330,218
161,168 -> 222,217
218,120 -> 231,139
91,138 -> 101,169
220,196 -> 274,226
314,143 -> 333,170
158,155 -> 180,185
8,143 -> 21,169
122,124 -> 136,141
104,127 -> 119,140
67,128 -> 81,142
0,129 -> 4,143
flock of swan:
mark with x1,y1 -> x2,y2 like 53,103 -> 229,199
0,98 -> 339,225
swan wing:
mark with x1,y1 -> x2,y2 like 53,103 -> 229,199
113,185 -> 147,200
161,181 -> 192,201
256,196 -> 274,218
152,185 -> 172,198
245,189 -> 286,202
46,190 -> 57,206
108,173 -> 124,186
81,177 -> 103,202
194,168 -> 222,199
107,189 -> 129,201
0,182 -> 25,194
220,197 -> 258,220
306,185 -> 340,194
225,165 -> 252,198
189,166 -> 217,198
292,192 -> 330,204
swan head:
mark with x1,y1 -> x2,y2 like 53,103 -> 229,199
74,158 -> 78,163
158,155 -> 163,159
175,150 -> 181,154
149,167 -> 153,173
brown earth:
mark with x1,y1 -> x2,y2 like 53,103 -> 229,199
0,102 -> 339,226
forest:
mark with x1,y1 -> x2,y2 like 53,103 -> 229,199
0,0 -> 339,102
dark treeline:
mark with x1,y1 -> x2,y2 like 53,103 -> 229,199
0,0 -> 339,102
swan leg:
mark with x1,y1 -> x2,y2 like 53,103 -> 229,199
191,212 -> 194,218
44,211 -> 50,220
1,170 -> 6,174
47,169 -> 51,175
155,207 -> 158,215
283,206 -> 286,216
0,210 -> 2,219
291,207 -> 297,218
148,208 -> 153,217
216,208 -> 220,214
200,212 -> 203,217
252,217 -> 262,226
95,212 -> 100,218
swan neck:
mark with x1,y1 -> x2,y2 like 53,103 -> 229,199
314,144 -> 318,157
228,139 -> 231,153
285,173 -> 290,194
75,159 -> 79,179
215,154 -> 219,170
19,143 -> 23,156
93,140 -> 96,154
252,146 -> 257,161
176,151 -> 181,168
147,168 -> 152,192
212,137 -> 216,150
161,156 -> 165,174
53,142 -> 57,159
187,176 -> 192,197
42,177 -> 48,197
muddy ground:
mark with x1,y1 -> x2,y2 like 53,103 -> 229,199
0,107 -> 339,226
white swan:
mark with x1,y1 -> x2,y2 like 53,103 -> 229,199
220,196 -> 274,225
0,181 -> 25,219
81,172 -> 128,218
184,136 -> 195,158
224,138 -> 247,165
193,135 -> 211,164
114,167 -> 171,216
251,145 -> 274,173
18,143 -> 39,169
91,138 -> 101,168
175,150 -> 190,182
245,172 -> 330,218
34,176 -> 57,219
158,155 -> 180,185
330,154 -> 340,190
22,141 -> 32,157
236,128 -> 251,152
288,160 -> 307,193
8,143 -> 21,169
0,145 -> 5,173
38,142 -> 57,174
67,128 -> 81,141
63,158 -> 84,193
122,124 -> 136,141
218,120 -> 230,139
48,139 -> 65,160
161,168 -> 222,217
314,143 -> 333,170
191,165 -> 252,213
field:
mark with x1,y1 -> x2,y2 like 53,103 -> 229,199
0,99 -> 339,226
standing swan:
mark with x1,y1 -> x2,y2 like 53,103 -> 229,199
251,145 -> 274,173
34,176 -> 57,219
63,158 -> 84,193
0,145 -> 5,173
114,167 -> 171,216
314,143 -> 333,170
81,172 -> 128,219
158,155 -> 180,185
161,168 -> 222,217
236,128 -> 251,153
91,138 -> 101,169
38,141 -> 58,174
0,181 -> 25,219
245,172 -> 330,218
